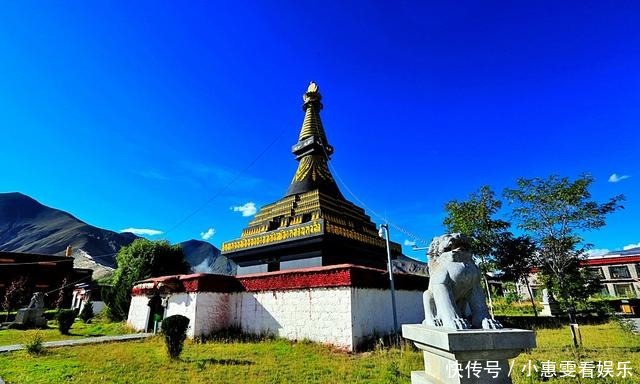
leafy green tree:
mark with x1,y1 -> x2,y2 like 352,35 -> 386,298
443,185 -> 511,315
2,276 -> 30,321
494,234 -> 538,316
504,174 -> 624,345
443,186 -> 511,259
105,239 -> 189,321
55,276 -> 71,311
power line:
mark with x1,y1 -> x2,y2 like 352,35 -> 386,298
3,127 -> 289,267
44,275 -> 93,296
162,126 -> 288,236
321,144 -> 431,246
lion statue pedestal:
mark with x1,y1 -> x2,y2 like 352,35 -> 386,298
14,292 -> 48,328
402,234 -> 535,384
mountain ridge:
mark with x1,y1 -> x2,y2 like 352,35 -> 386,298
0,192 -> 234,275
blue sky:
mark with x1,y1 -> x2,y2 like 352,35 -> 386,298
1,2 -> 638,261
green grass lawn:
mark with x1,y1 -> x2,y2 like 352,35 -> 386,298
509,321 -> 640,383
0,321 -> 638,384
0,318 -> 133,345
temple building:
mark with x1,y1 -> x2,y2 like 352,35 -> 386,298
222,82 -> 402,274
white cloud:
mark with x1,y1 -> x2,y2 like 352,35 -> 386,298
201,227 -> 216,241
586,248 -> 610,257
404,239 -> 416,247
231,202 -> 257,217
608,173 -> 630,183
120,227 -> 163,236
623,243 -> 640,250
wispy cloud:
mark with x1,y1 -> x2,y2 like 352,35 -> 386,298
623,243 -> 640,250
608,173 -> 630,183
231,202 -> 257,217
120,227 -> 163,236
201,227 -> 216,240
179,160 -> 263,189
404,239 -> 416,246
586,248 -> 610,257
137,169 -> 170,181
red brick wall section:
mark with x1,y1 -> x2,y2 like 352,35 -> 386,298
130,264 -> 428,296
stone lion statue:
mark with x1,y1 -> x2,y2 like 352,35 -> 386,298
423,233 -> 502,330
27,292 -> 45,310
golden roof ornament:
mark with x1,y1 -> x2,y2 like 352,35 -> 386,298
303,81 -> 322,107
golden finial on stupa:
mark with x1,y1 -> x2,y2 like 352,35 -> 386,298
303,81 -> 322,105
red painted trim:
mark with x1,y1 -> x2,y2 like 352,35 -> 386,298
582,256 -> 640,266
130,264 -> 428,296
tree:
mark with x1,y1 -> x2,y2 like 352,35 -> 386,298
494,234 -> 538,316
3,276 -> 30,321
504,174 -> 624,345
443,185 -> 511,315
55,276 -> 70,311
104,239 -> 189,321
444,186 -> 511,258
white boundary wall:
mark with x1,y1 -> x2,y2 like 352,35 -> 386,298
127,295 -> 151,331
236,287 -> 354,348
128,286 -> 423,350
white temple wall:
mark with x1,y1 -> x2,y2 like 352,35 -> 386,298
128,265 -> 428,351
235,287 -> 354,349
127,295 -> 151,331
350,288 -> 424,347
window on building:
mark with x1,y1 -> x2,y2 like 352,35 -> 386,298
588,267 -> 605,279
600,286 -> 611,296
613,284 -> 634,297
609,266 -> 631,279
635,264 -> 640,277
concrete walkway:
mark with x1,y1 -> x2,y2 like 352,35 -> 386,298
0,333 -> 153,353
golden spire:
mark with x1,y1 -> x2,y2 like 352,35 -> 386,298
285,82 -> 341,197
298,82 -> 329,147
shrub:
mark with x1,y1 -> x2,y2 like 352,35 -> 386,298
161,315 -> 190,359
56,309 -> 76,335
25,331 -> 45,355
79,301 -> 94,323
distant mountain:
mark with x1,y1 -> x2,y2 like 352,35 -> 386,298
0,192 -> 235,276
393,254 -> 429,276
179,239 -> 236,275
0,192 -> 137,268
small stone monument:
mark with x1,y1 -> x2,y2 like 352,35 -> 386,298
540,288 -> 562,317
14,292 -> 47,328
402,234 -> 536,384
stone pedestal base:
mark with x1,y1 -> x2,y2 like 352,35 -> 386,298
402,324 -> 536,384
14,308 -> 47,328
540,301 -> 562,317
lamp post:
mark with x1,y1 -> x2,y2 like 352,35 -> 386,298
379,224 -> 398,333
